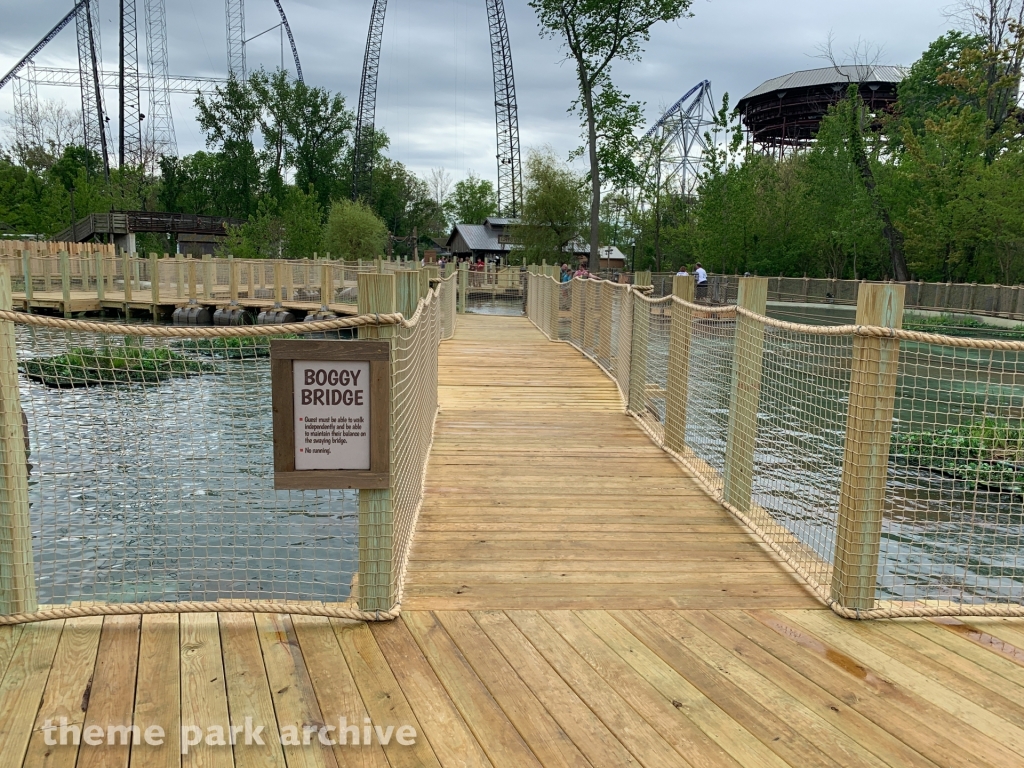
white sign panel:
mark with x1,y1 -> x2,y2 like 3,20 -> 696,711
292,360 -> 371,471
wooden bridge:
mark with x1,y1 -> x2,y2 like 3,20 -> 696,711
2,314 -> 1024,767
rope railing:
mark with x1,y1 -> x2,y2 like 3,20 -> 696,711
526,271 -> 1024,619
0,268 -> 455,625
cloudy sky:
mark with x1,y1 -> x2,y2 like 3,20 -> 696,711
2,0 -> 954,183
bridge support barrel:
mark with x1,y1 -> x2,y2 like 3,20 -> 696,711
0,266 -> 37,616
723,277 -> 768,513
628,290 -> 650,414
358,273 -> 397,613
59,251 -> 71,318
664,276 -> 695,454
831,283 -> 905,612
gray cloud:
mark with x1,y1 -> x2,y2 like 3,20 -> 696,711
2,0 -> 952,182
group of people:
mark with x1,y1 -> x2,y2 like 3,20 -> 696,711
676,262 -> 709,300
559,263 -> 590,282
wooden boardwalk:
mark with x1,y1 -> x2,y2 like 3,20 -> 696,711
3,314 -> 1024,766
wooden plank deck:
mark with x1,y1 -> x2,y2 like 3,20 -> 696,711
3,314 -> 1024,766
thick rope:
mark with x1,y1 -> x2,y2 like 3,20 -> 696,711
0,309 -> 405,337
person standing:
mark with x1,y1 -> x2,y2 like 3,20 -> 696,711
694,262 -> 708,301
676,266 -> 689,277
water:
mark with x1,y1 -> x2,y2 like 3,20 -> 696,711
467,296 -> 524,316
18,327 -> 358,606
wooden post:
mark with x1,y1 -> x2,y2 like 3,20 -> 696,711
21,251 -> 32,306
150,254 -> 160,304
598,282 -> 613,361
458,262 -> 468,314
418,267 -> 430,300
831,283 -> 905,611
123,252 -> 133,303
199,254 -> 210,300
187,260 -> 197,301
570,276 -> 583,345
424,265 -> 440,297
627,288 -> 650,413
723,277 -> 769,513
95,251 -> 105,302
59,251 -> 71,317
548,276 -> 560,339
284,260 -> 294,302
43,255 -> 52,293
175,254 -> 185,300
0,266 -> 37,615
396,270 -> 420,319
664,275 -> 695,453
228,255 -> 239,304
320,261 -> 333,308
273,261 -> 283,305
358,272 -> 396,613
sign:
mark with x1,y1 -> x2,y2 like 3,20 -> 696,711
293,361 -> 370,470
271,340 -> 390,490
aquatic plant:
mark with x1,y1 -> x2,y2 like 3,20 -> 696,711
21,345 -> 213,388
891,418 -> 1024,494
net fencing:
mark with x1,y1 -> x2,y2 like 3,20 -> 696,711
526,273 -> 1024,619
464,266 -> 524,315
0,272 -> 455,624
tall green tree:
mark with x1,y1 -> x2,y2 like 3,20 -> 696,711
444,173 -> 497,225
512,149 -> 589,264
529,0 -> 692,269
324,198 -> 388,260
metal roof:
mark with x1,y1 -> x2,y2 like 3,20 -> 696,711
739,65 -> 908,103
447,223 -> 513,253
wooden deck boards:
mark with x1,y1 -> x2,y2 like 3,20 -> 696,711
3,313 -> 1024,767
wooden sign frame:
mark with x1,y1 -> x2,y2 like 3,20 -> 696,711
271,339 -> 390,490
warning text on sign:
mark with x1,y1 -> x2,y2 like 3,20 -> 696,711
293,361 -> 371,471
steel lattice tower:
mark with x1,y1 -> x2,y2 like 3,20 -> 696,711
11,64 -> 42,151
225,0 -> 246,79
144,0 -> 176,159
352,0 -> 388,202
74,1 -> 104,160
352,0 -> 523,214
119,0 -> 143,167
485,0 -> 521,217
644,80 -> 716,198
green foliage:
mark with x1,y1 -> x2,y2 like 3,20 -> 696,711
222,187 -> 323,259
324,198 -> 388,261
21,346 -> 213,388
172,336 -> 284,359
891,418 -> 1024,494
512,149 -> 589,264
903,313 -> 1024,340
444,173 -> 497,225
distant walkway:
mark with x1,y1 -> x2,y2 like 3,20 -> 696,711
404,313 -> 817,610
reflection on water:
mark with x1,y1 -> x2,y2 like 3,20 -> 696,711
467,296 -> 524,316
19,327 -> 358,606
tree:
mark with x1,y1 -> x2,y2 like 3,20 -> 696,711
444,173 -> 497,225
324,198 -> 388,261
529,0 -> 692,269
512,149 -> 588,264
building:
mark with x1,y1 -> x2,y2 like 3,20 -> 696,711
735,65 -> 906,157
446,218 -> 517,262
